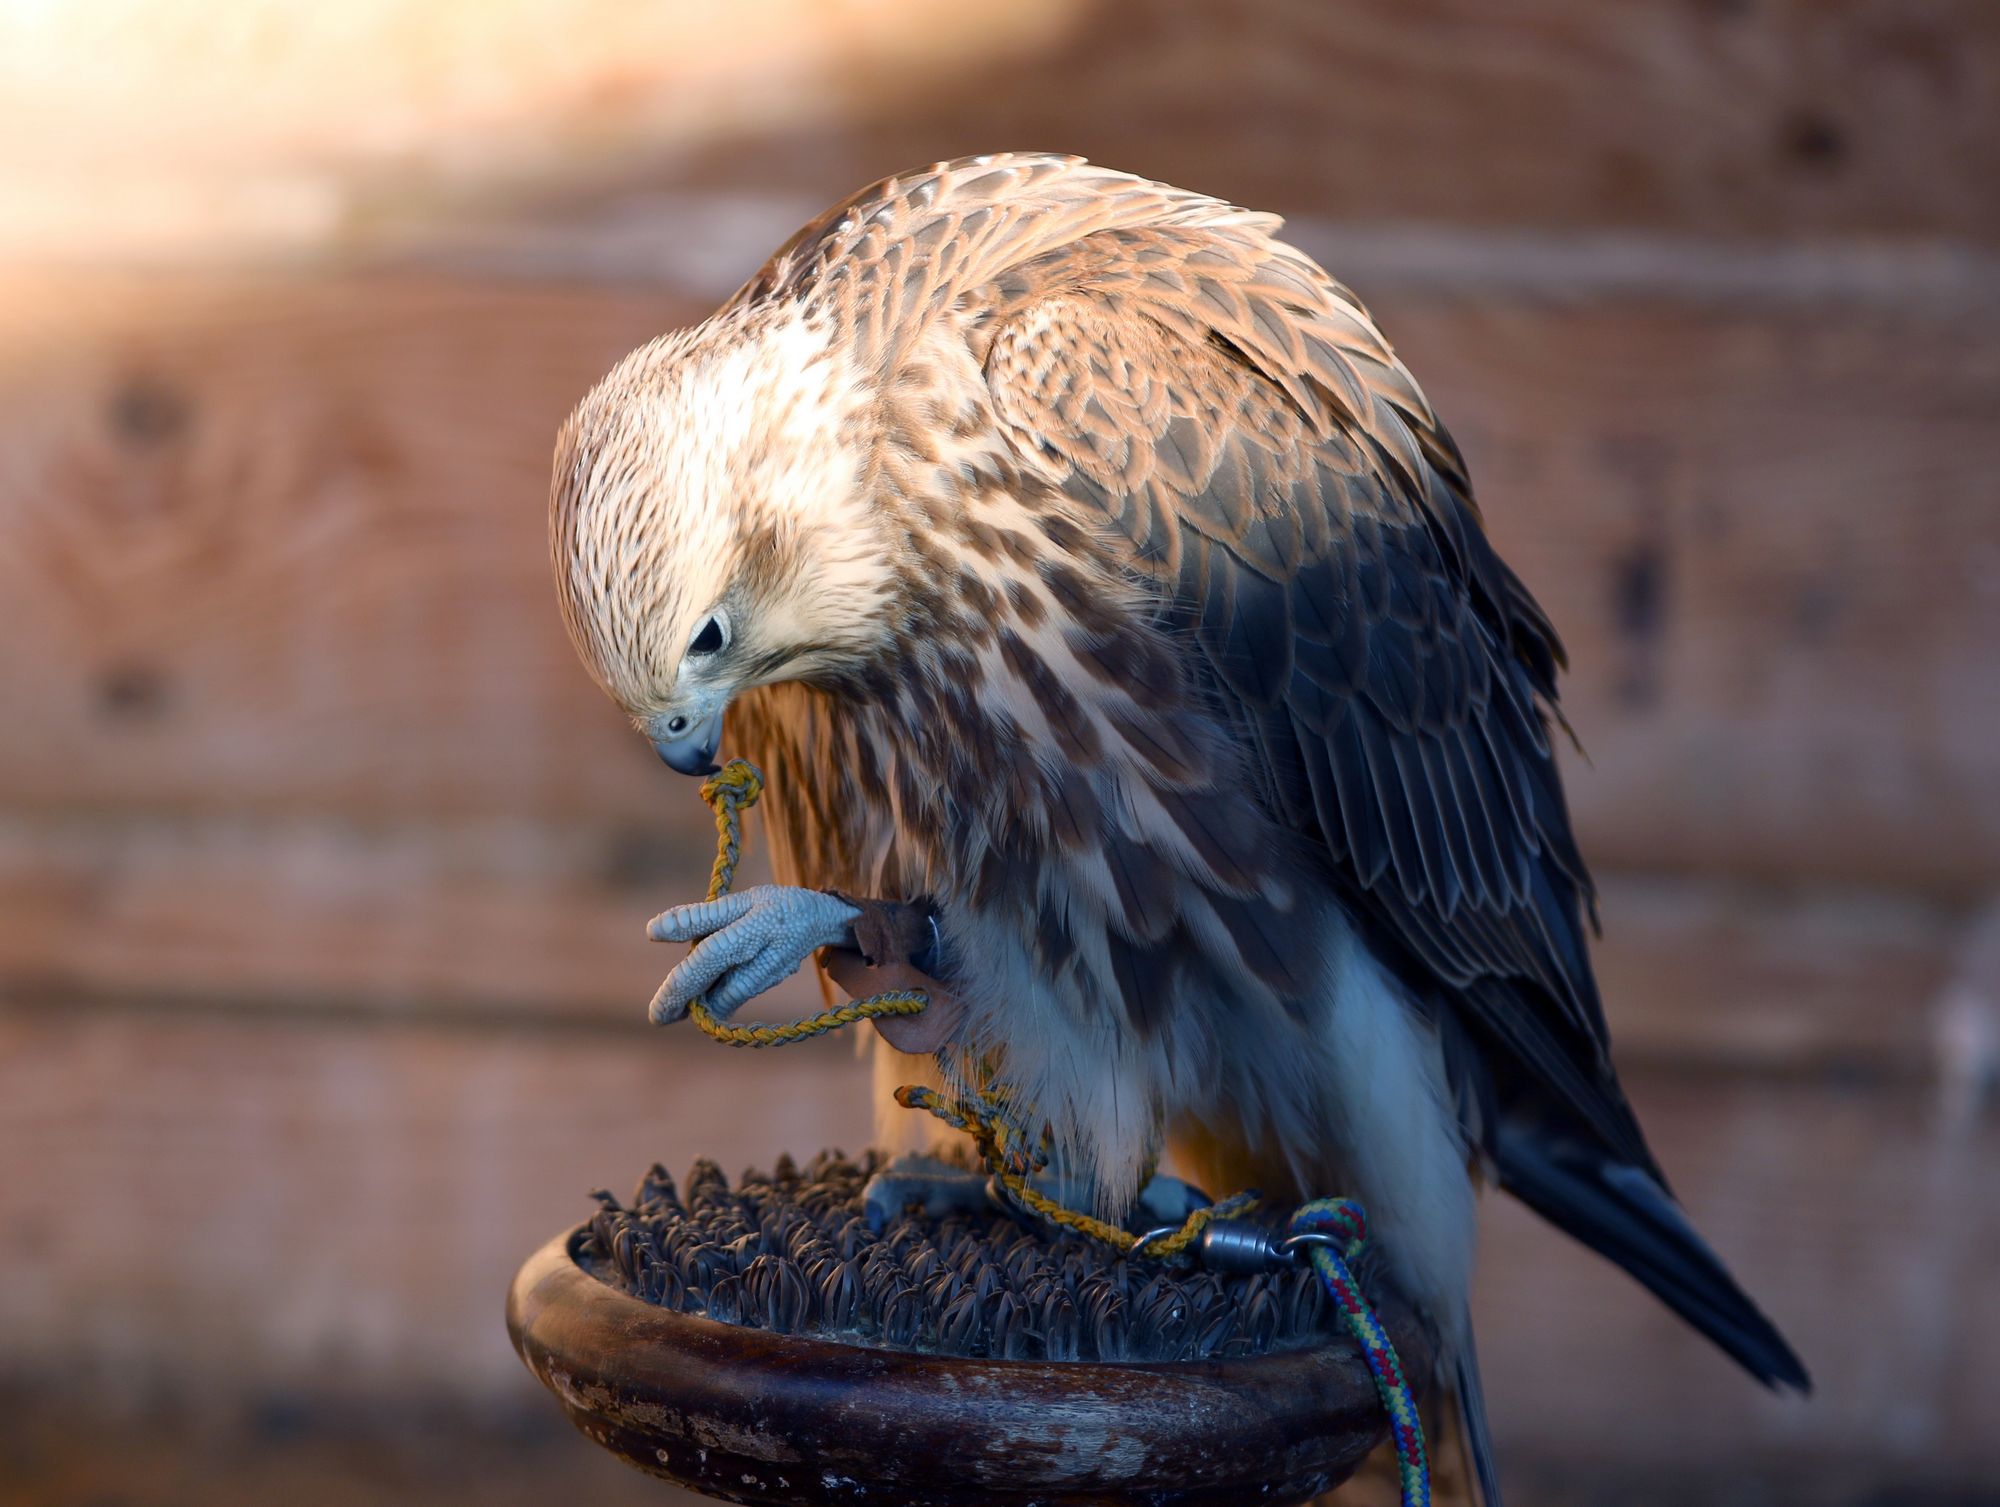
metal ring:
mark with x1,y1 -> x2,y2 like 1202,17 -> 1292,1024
1277,1231 -> 1344,1260
1130,1224 -> 1184,1255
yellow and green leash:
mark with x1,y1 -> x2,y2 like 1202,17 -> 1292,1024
683,760 -> 928,1046
679,758 -> 1429,1507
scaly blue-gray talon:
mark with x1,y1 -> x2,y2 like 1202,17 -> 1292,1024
862,1154 -> 990,1231
861,1153 -> 1214,1237
1135,1171 -> 1212,1225
646,883 -> 861,1025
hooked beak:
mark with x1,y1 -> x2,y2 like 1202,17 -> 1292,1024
651,707 -> 726,776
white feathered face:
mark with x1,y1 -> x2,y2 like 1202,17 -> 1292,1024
550,308 -> 899,772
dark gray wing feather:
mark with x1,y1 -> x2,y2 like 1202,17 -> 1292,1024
978,204 -> 1806,1398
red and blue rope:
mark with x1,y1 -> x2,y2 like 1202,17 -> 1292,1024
1290,1198 -> 1430,1507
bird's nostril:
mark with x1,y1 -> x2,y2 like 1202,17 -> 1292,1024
667,715 -> 689,735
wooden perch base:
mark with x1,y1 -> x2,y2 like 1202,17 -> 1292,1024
508,1226 -> 1430,1505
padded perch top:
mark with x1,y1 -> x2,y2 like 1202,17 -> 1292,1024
586,1149 -> 1364,1361
508,1150 -> 1431,1505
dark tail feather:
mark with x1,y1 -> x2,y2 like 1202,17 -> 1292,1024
1496,1127 -> 1811,1392
1451,1321 -> 1505,1507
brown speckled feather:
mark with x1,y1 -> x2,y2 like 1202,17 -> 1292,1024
721,153 -> 1646,1177
977,245 -> 1656,1174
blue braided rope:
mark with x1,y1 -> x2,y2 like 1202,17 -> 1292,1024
1290,1198 -> 1430,1507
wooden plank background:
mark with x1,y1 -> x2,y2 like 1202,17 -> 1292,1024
3,3 -> 1997,1503
11,1 -> 2000,257
3,264 -> 1994,889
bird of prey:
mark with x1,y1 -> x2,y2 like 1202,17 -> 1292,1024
549,153 -> 1807,1500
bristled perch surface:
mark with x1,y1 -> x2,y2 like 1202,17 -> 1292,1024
508,1150 -> 1431,1506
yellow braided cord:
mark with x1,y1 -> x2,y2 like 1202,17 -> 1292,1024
677,764 -> 1425,1500
1006,1173 -> 1259,1257
681,761 -> 1254,1259
893,1083 -> 1258,1260
1134,1192 -> 1263,1259
684,760 -> 932,1049
698,760 -> 762,900
689,991 -> 927,1047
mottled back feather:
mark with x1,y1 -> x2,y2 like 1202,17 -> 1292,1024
718,153 -> 1657,1179
849,159 -> 1652,1177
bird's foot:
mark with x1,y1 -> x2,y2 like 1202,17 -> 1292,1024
1135,1171 -> 1213,1226
862,1154 -> 990,1230
1003,1170 -> 1213,1228
645,884 -> 861,1025
861,1154 -> 1215,1237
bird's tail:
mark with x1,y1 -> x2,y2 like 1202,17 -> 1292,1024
1446,1323 -> 1505,1507
1495,1125 -> 1811,1393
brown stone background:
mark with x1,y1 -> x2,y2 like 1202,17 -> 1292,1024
2,2 -> 1997,1503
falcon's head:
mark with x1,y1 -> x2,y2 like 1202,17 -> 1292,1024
550,307 -> 898,774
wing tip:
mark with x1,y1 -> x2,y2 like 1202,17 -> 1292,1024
1453,1329 -> 1506,1507
1499,1130 -> 1813,1401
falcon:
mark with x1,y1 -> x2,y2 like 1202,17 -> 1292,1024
549,154 -> 1807,1500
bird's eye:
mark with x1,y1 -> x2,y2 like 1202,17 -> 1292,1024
688,615 -> 726,657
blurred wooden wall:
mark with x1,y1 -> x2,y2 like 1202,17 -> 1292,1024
2,3 -> 1998,1503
